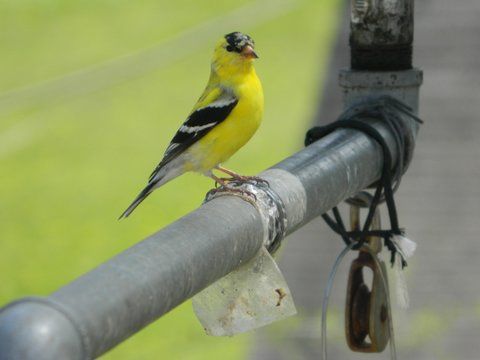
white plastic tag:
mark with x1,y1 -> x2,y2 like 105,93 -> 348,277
192,246 -> 296,336
391,234 -> 417,309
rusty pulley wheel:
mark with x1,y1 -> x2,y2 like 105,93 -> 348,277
345,251 -> 390,352
345,201 -> 390,352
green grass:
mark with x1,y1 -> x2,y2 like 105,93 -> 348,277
0,0 -> 341,358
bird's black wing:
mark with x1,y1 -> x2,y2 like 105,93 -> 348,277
149,91 -> 238,181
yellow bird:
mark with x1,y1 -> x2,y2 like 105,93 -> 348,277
120,32 -> 263,218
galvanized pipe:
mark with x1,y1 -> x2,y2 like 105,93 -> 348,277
0,113 -> 419,359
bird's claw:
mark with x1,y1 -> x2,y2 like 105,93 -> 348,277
214,176 -> 269,188
206,184 -> 258,202
214,177 -> 236,188
230,175 -> 269,187
243,176 -> 269,187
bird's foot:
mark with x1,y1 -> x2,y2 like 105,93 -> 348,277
214,177 -> 235,188
231,175 -> 269,187
206,184 -> 257,202
211,175 -> 268,189
223,186 -> 258,201
214,166 -> 269,187
207,170 -> 270,203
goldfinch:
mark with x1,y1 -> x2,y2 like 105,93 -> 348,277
120,32 -> 263,218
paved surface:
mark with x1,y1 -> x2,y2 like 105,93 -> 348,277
250,0 -> 480,359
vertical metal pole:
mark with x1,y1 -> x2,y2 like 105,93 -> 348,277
340,1 -> 421,356
340,0 -> 422,115
350,0 -> 414,71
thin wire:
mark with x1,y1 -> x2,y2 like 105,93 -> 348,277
321,242 -> 356,360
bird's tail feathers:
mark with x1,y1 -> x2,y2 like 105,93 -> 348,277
119,181 -> 157,219
119,163 -> 183,219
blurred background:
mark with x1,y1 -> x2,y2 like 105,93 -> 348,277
1,0 -> 479,359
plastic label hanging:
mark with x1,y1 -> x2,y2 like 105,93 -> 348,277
192,246 -> 296,336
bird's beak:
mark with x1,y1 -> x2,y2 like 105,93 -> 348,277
241,45 -> 259,59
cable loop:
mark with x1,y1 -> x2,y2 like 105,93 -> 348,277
305,96 -> 422,267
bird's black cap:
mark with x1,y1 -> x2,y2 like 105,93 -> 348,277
224,32 -> 255,53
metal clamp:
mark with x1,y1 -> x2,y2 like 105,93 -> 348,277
345,200 -> 390,352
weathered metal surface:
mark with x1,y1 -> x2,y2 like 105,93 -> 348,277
351,0 -> 413,47
350,0 -> 414,70
339,69 -> 423,115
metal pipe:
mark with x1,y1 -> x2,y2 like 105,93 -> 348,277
0,113 -> 418,359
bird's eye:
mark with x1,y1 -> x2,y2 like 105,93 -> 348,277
226,45 -> 234,52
